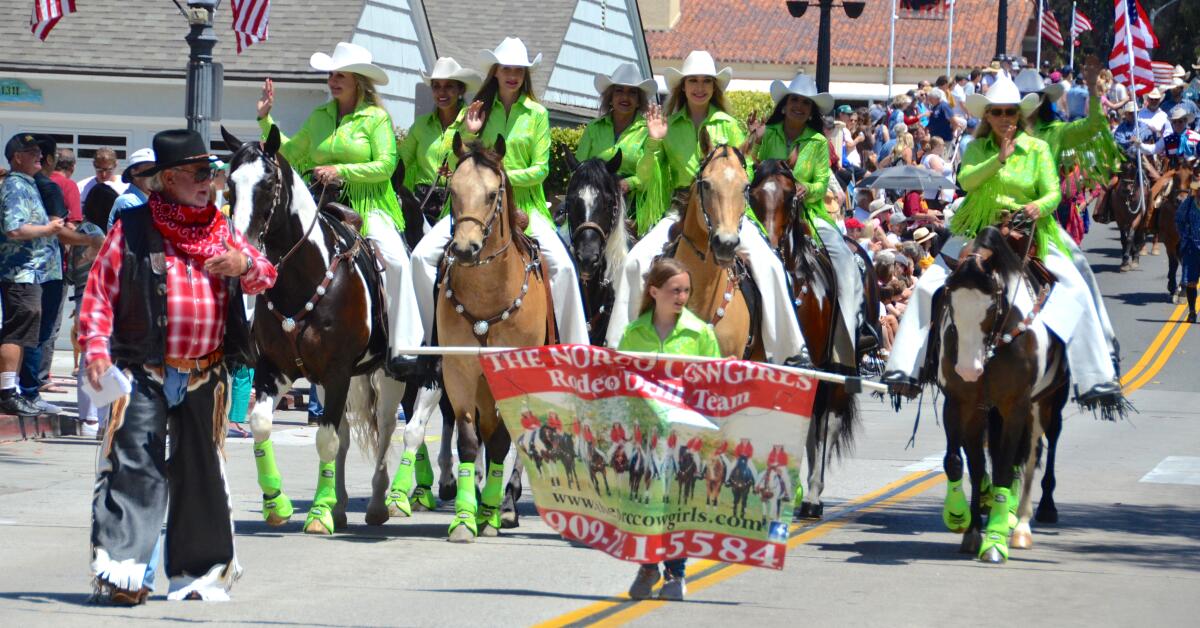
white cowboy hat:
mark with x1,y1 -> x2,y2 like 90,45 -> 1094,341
1013,69 -> 1066,103
769,73 -> 833,114
1145,87 -> 1164,100
1169,106 -> 1194,123
422,57 -> 482,93
1171,77 -> 1187,89
594,62 -> 657,102
479,37 -> 542,69
1121,101 -> 1137,114
663,50 -> 733,92
1174,64 -> 1188,79
310,42 -> 389,85
965,75 -> 1040,119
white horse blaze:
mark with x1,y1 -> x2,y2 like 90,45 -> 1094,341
577,185 -> 598,220
229,159 -> 265,236
950,288 -> 991,382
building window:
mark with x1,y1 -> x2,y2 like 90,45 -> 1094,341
37,131 -> 130,163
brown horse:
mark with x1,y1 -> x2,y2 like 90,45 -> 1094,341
748,156 -> 873,520
667,140 -> 762,359
438,134 -> 552,542
1107,158 -> 1154,271
704,452 -> 727,508
1155,163 -> 1194,300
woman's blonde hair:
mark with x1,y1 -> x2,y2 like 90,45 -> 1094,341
598,85 -> 648,117
665,77 -> 730,115
353,73 -> 381,107
638,257 -> 691,316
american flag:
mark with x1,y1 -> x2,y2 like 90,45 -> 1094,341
1070,6 -> 1094,43
1040,1 -> 1064,48
1109,0 -> 1158,97
232,0 -> 271,53
30,0 -> 77,40
1151,61 -> 1175,87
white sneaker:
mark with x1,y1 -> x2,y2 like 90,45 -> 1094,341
81,420 -> 99,438
628,565 -> 660,600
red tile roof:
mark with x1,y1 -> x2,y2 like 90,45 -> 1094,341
646,0 -> 1033,70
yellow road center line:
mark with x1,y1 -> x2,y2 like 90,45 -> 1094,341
584,474 -> 946,628
1120,302 -> 1187,386
532,469 -> 939,628
1125,314 -> 1192,393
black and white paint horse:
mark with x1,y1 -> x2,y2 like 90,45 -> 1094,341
223,126 -> 404,535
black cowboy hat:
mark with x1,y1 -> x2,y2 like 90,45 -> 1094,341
144,129 -> 214,176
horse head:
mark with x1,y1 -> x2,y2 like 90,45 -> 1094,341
691,137 -> 749,264
448,132 -> 511,264
748,150 -> 800,251
943,226 -> 1024,382
564,151 -> 626,280
222,125 -> 296,252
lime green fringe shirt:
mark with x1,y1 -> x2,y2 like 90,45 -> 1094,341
260,100 -> 404,234
753,123 -> 835,243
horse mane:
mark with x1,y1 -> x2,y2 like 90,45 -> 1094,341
974,226 -> 1024,278
749,158 -> 794,188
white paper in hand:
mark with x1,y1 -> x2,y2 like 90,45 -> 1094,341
82,365 -> 132,407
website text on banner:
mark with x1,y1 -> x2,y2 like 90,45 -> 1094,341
480,345 -> 817,570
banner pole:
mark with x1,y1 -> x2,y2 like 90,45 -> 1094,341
1069,2 -> 1076,70
945,0 -> 955,78
393,346 -> 891,393
1123,0 -> 1147,215
1036,0 -> 1043,71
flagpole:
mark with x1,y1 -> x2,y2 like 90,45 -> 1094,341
1036,0 -> 1043,71
1123,0 -> 1147,215
1069,2 -> 1077,69
945,0 -> 955,78
887,0 -> 897,102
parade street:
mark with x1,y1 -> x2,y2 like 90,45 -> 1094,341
1,221 -> 1196,626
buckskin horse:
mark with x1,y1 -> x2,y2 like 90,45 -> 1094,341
437,134 -> 553,542
748,155 -> 875,520
561,152 -> 631,345
222,126 -> 404,535
665,139 -> 763,359
933,226 -> 1069,563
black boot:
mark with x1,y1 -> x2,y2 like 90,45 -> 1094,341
1187,287 -> 1197,324
384,355 -> 421,381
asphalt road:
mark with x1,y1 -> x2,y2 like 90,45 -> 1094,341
1,221 -> 1197,627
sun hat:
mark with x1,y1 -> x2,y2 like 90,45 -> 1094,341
1013,69 -> 1066,103
1169,106 -> 1194,123
1171,77 -> 1187,89
1121,101 -> 1137,114
663,50 -> 733,92
595,62 -> 657,103
913,227 -> 936,245
965,75 -> 1040,118
868,199 -> 894,221
1174,65 -> 1187,79
310,42 -> 389,86
121,148 -> 156,182
769,73 -> 834,114
422,57 -> 482,93
479,37 -> 542,69
143,129 -> 215,176
983,60 -> 1001,74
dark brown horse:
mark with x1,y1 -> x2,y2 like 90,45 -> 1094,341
223,126 -> 403,535
561,152 -> 631,344
1155,163 -> 1194,300
1106,158 -> 1153,271
748,156 -> 876,519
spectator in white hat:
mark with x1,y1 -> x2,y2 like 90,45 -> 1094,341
107,147 -> 155,230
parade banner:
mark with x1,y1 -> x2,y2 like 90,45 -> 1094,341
481,345 -> 816,570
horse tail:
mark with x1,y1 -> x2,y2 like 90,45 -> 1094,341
823,365 -> 862,460
344,373 -> 383,461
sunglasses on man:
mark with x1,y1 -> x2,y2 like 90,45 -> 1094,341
174,165 -> 215,183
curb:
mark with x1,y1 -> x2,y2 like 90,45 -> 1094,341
0,413 -> 67,443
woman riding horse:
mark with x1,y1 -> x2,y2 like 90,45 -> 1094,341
399,57 -> 481,225
605,50 -> 807,364
574,62 -> 657,235
747,73 -> 864,359
411,36 -> 588,346
255,42 -> 422,378
882,75 -> 1128,416
1015,59 -> 1121,367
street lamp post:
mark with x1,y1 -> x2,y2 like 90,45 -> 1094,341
184,0 -> 221,146
996,0 -> 1008,57
786,0 -> 866,94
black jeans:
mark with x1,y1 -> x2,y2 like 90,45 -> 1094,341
91,362 -> 237,596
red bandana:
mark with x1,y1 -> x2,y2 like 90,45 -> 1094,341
148,192 -> 230,263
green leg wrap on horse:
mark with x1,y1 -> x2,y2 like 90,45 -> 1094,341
449,462 -> 478,536
305,461 -> 337,535
415,443 -> 434,487
793,483 -> 804,507
387,450 -> 415,517
254,439 -> 294,524
942,479 -> 971,533
979,486 -> 1012,561
1007,474 -> 1021,530
478,462 -> 505,530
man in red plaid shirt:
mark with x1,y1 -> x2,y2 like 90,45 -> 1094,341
78,129 -> 276,605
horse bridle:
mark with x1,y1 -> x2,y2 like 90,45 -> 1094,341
446,163 -> 510,267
